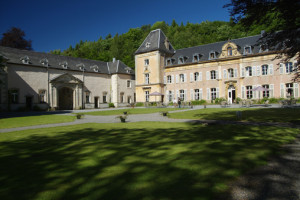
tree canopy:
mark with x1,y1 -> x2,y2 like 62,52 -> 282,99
0,27 -> 33,50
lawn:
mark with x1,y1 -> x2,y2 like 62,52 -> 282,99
169,108 -> 300,123
0,115 -> 76,129
82,107 -> 185,116
0,122 -> 298,200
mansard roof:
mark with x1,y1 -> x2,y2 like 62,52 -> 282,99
0,46 -> 133,75
135,29 -> 175,55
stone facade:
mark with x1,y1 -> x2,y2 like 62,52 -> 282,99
0,46 -> 135,111
135,29 -> 299,104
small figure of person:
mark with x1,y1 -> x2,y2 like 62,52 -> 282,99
173,98 -> 177,108
178,97 -> 181,108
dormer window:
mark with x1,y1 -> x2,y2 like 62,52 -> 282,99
209,52 -> 216,60
227,47 -> 232,56
145,42 -> 151,48
259,44 -> 268,53
20,56 -> 30,64
166,58 -> 175,66
40,58 -> 48,66
144,59 -> 149,66
244,46 -> 252,55
59,61 -> 68,69
178,56 -> 188,64
76,63 -> 85,71
193,53 -> 202,62
90,65 -> 99,72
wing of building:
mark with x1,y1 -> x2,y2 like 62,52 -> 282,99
135,29 -> 299,104
0,46 -> 135,111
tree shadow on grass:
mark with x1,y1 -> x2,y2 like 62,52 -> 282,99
0,124 -> 298,200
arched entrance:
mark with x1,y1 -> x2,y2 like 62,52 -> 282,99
228,85 -> 236,104
58,87 -> 73,110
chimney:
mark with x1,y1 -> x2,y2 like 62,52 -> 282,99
113,58 -> 116,63
261,30 -> 265,37
164,38 -> 170,50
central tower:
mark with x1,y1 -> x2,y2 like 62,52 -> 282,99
134,29 -> 175,103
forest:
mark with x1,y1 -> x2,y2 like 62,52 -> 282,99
50,17 -> 282,69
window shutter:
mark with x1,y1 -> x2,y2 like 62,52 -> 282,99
166,90 -> 169,101
241,86 -> 245,99
206,88 -> 210,100
241,67 -> 245,77
256,66 -> 260,76
190,73 -> 193,82
218,70 -> 222,79
280,84 -> 284,98
294,83 -> 299,98
269,64 -> 273,75
234,68 -> 238,77
190,89 -> 194,100
199,72 -> 202,81
280,63 -> 284,74
253,85 -> 256,98
199,89 -> 203,100
215,70 -> 218,80
184,74 -> 187,82
252,66 -> 256,76
171,75 -> 174,83
176,90 -> 179,98
184,89 -> 187,101
270,84 -> 274,98
216,87 -> 219,98
176,75 -> 179,83
206,71 -> 210,80
164,76 -> 166,84
294,62 -> 298,71
223,69 -> 227,79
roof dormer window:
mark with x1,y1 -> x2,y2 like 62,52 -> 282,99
90,65 -> 99,72
178,56 -> 188,64
40,58 -> 48,66
20,56 -> 30,64
259,44 -> 268,53
227,46 -> 232,56
59,61 -> 68,69
76,63 -> 85,71
209,51 -> 216,60
193,53 -> 202,62
166,58 -> 175,66
244,46 -> 252,55
145,42 -> 151,48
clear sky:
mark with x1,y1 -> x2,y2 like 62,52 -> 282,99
0,0 -> 231,53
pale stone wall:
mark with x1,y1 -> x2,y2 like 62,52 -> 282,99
111,74 -> 135,107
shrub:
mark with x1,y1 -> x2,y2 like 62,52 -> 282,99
76,113 -> 84,119
191,100 -> 207,105
135,102 -> 144,107
268,97 -> 279,104
235,97 -> 242,104
108,103 -> 115,108
215,97 -> 226,104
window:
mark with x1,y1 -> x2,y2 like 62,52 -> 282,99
244,46 -> 252,54
259,44 -> 268,53
40,58 -> 48,66
286,83 -> 293,97
145,74 -> 149,84
211,88 -> 217,100
103,92 -> 107,103
127,80 -> 131,88
246,86 -> 253,99
228,68 -> 234,78
20,56 -> 30,64
9,89 -> 19,104
168,91 -> 173,102
127,96 -> 132,104
178,56 -> 187,64
145,91 -> 149,102
209,52 -> 216,59
179,74 -> 185,82
193,54 -> 202,62
194,89 -> 200,100
262,65 -> 268,75
286,62 -> 293,73
166,58 -> 175,66
120,92 -> 124,103
262,85 -> 269,97
38,90 -> 46,103
145,42 -> 151,48
194,72 -> 199,81
227,47 -> 232,56
60,61 -> 68,69
167,75 -> 172,83
246,66 -> 252,77
85,92 -> 90,103
179,90 -> 185,101
210,70 -> 216,80
144,59 -> 149,66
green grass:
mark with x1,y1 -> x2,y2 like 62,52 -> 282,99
82,108 -> 185,116
0,115 -> 76,129
169,108 -> 300,123
0,122 -> 298,200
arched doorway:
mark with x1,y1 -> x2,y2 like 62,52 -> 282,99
58,87 -> 73,110
228,85 -> 236,104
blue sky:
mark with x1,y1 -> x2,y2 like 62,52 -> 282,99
0,0 -> 231,53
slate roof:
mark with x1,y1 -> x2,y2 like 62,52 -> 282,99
135,29 -> 175,55
0,46 -> 134,75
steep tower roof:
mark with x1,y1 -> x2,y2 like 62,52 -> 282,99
135,29 -> 175,55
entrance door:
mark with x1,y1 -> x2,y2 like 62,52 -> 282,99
58,87 -> 73,110
94,97 -> 99,108
228,86 -> 236,104
26,96 -> 32,110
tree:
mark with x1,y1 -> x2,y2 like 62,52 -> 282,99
0,27 -> 32,50
224,0 -> 300,81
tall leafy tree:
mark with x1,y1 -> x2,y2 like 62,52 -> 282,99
224,0 -> 300,81
0,27 -> 32,50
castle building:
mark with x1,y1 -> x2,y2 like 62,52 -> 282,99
0,46 -> 135,111
135,29 -> 298,104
